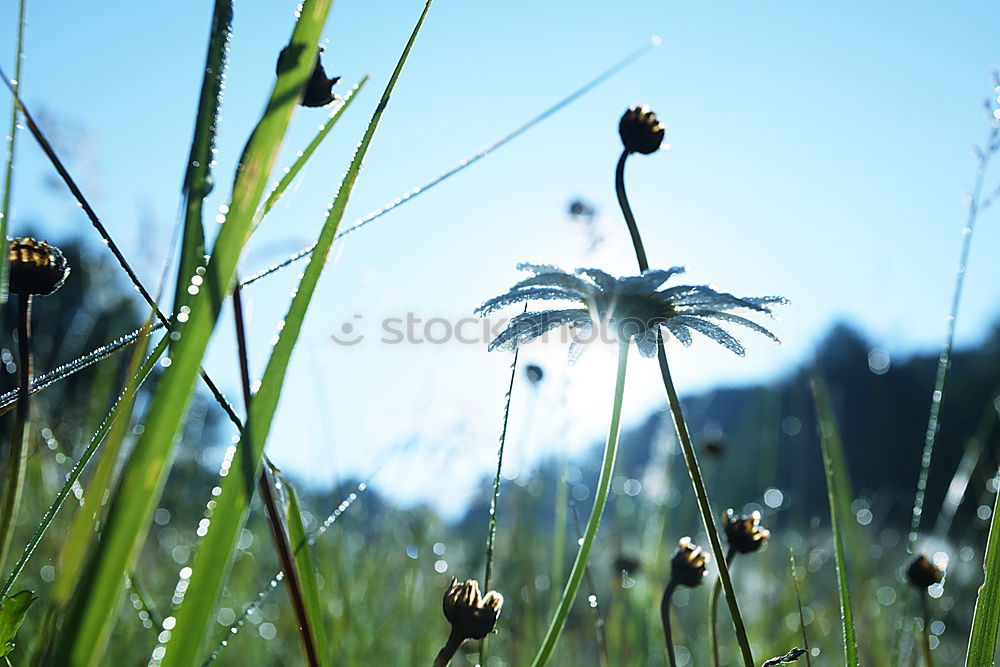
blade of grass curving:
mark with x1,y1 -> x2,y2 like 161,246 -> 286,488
52,3 -> 334,663
157,5 -> 432,664
238,37 -> 659,289
0,0 -> 26,305
0,329 -> 167,599
811,376 -> 859,666
258,76 -> 368,220
908,101 -> 999,552
965,462 -> 1000,666
174,0 -> 233,315
531,339 -> 629,667
50,322 -> 156,606
283,477 -> 330,667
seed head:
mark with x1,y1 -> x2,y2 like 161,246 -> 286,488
8,238 -> 70,296
907,554 -> 944,589
619,105 -> 665,155
670,537 -> 709,588
442,578 -> 503,640
723,509 -> 770,554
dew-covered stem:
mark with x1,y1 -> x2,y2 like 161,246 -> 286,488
789,552 -> 812,667
530,339 -> 629,667
661,579 -> 678,667
710,547 -> 737,667
615,140 -> 755,667
0,293 -> 31,569
908,117 -> 997,552
479,345 -> 519,667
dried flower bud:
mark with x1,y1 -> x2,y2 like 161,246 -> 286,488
670,537 -> 709,587
8,238 -> 70,296
762,648 -> 808,666
277,45 -> 340,108
619,105 -> 665,155
723,509 -> 770,554
525,364 -> 544,385
907,554 -> 944,589
442,578 -> 503,640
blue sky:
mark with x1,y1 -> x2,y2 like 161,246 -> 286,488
3,1 -> 1000,514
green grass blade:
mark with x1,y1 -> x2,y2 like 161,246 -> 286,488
965,465 -> 1000,665
52,3 -> 333,663
284,478 -> 330,666
0,590 -> 35,658
174,0 -> 234,314
49,325 -> 158,606
259,76 -> 369,220
0,329 -> 165,600
160,5 -> 432,665
0,0 -> 26,305
811,376 -> 859,666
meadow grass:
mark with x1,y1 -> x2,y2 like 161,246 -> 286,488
0,4 -> 999,667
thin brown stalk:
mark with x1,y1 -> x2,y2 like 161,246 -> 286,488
0,293 -> 31,568
232,280 -> 321,667
710,547 -> 737,667
789,552 -> 812,667
433,628 -> 464,667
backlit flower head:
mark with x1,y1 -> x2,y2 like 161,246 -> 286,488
442,578 -> 503,640
670,537 -> 709,588
723,509 -> 770,554
8,237 -> 70,296
276,45 -> 340,108
476,264 -> 785,360
619,105 -> 666,155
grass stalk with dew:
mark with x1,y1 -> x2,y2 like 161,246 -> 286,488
155,5 -> 434,664
479,340 -> 520,667
965,460 -> 1000,665
908,73 -> 1000,553
0,325 -> 164,599
51,1 -> 337,661
0,0 -> 26,306
614,105 -> 757,666
789,552 -> 812,667
568,499 -> 610,667
811,376 -> 859,666
174,0 -> 233,317
531,338 -> 629,666
232,278 -> 323,667
283,477 -> 331,667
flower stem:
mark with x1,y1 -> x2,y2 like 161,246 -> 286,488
661,579 -> 678,667
920,590 -> 933,667
615,149 -> 755,666
433,628 -> 464,667
480,345 -> 520,667
711,547 -> 737,667
615,149 -> 649,271
0,293 -> 30,569
530,339 -> 630,667
232,281 -> 321,667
